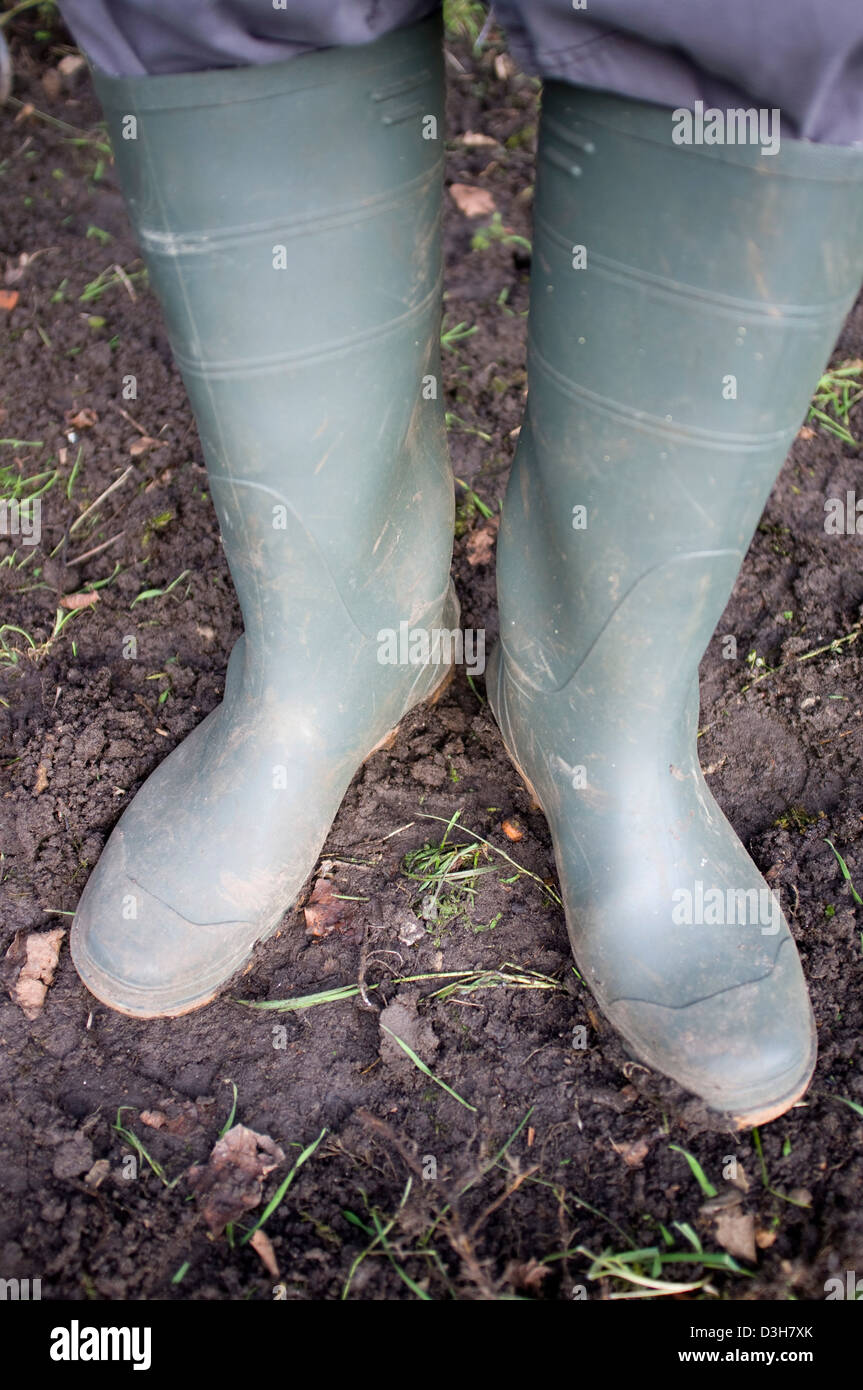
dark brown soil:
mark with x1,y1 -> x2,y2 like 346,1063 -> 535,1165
1,15 -> 862,1303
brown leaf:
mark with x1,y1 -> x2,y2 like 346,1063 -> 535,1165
58,54 -> 87,80
714,1208 -> 757,1263
33,763 -> 49,795
140,1110 -> 167,1130
0,290 -> 19,312
303,877 -> 356,939
611,1136 -> 651,1168
142,1099 -> 212,1134
465,516 -> 499,566
129,435 -> 168,457
755,1228 -> 778,1250
41,68 -> 62,101
449,183 -> 496,218
797,426 -> 816,441
66,408 -> 98,430
84,1159 -> 111,1189
250,1228 -> 281,1279
505,1258 -> 550,1292
59,590 -> 99,610
187,1124 -> 285,1237
7,928 -> 65,1019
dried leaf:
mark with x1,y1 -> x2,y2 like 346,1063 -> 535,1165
7,928 -> 65,1019
187,1124 -> 284,1237
611,1136 -> 651,1168
59,590 -> 99,610
0,290 -> 20,312
66,408 -> 98,430
33,763 -> 49,795
140,1110 -> 166,1130
505,1258 -> 550,1292
303,877 -> 356,939
129,435 -> 167,457
449,183 -> 496,218
465,516 -> 499,566
58,54 -> 87,79
84,1159 -> 111,1189
41,69 -> 62,101
714,1208 -> 756,1263
250,1228 -> 281,1279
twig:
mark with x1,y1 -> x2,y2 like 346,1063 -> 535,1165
65,531 -> 124,565
69,465 -> 134,534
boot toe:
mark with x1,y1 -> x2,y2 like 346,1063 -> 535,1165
606,936 -> 817,1126
71,831 -> 264,1018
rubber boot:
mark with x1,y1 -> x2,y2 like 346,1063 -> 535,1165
71,16 -> 456,1016
488,86 -> 863,1126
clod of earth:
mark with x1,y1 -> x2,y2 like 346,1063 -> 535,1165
5,928 -> 65,1019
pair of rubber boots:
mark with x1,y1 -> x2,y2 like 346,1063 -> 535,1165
72,16 -> 863,1128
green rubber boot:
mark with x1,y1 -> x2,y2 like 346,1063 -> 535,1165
488,86 -> 863,1126
71,16 -> 456,1016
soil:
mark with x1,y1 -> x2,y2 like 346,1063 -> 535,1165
1,15 -> 862,1303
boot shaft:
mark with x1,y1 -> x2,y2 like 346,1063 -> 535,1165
93,17 -> 454,658
498,86 -> 863,705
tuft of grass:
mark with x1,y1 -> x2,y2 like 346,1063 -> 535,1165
471,211 -> 532,255
751,1127 -> 811,1208
113,1106 -> 182,1189
577,1236 -> 750,1299
403,820 -> 503,933
239,1127 -> 327,1245
442,0 -> 489,47
440,317 -> 478,353
381,1023 -> 476,1111
668,1144 -> 717,1199
417,810 -> 562,907
455,476 -> 494,526
807,361 -> 863,446
444,411 -> 492,442
239,963 -> 563,1013
833,1095 -> 863,1119
80,264 -> 147,304
824,838 -> 863,906
0,463 -> 56,503
343,1177 -> 424,1299
130,569 -> 190,607
218,1079 -> 238,1139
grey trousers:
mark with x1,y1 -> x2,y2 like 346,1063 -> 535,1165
57,1 -> 863,146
